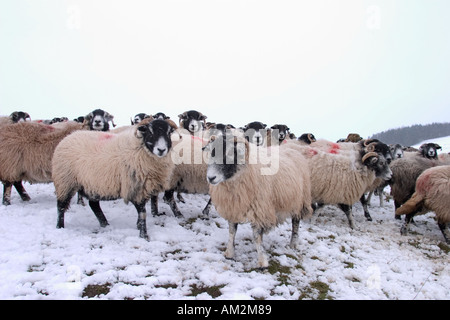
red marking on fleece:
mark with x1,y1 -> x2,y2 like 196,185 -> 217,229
416,171 -> 432,195
99,133 -> 114,141
328,143 -> 340,154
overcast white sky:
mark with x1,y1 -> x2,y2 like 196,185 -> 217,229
1,0 -> 450,141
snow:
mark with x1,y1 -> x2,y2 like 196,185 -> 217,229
0,182 -> 448,300
1,136 -> 449,300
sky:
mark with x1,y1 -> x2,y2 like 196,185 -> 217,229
1,0 -> 450,141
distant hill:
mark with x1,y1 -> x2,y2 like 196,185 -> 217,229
369,122 -> 450,146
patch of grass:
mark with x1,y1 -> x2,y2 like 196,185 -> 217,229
299,280 -> 332,300
188,283 -> 225,298
82,283 -> 112,298
437,242 -> 449,254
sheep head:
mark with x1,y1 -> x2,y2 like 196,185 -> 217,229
178,110 -> 207,134
136,119 -> 175,158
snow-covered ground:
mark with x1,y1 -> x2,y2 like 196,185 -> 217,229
0,136 -> 449,300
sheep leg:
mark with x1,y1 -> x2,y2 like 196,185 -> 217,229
290,217 -> 300,249
13,181 -> 30,202
437,222 -> 450,244
150,195 -> 164,216
133,201 -> 149,241
394,200 -> 402,220
400,213 -> 415,236
338,204 -> 356,229
76,192 -> 86,206
163,189 -> 184,218
88,200 -> 109,228
2,182 -> 12,205
252,225 -> 269,269
359,194 -> 372,221
57,191 -> 76,228
201,197 -> 212,217
224,222 -> 238,260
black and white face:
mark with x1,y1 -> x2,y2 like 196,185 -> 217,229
133,113 -> 151,125
243,122 -> 267,146
87,109 -> 113,131
362,142 -> 393,180
10,111 -> 31,123
271,125 -> 289,141
179,110 -> 207,134
138,119 -> 174,158
205,136 -> 246,185
420,143 -> 441,159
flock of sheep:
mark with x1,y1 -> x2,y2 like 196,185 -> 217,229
0,109 -> 449,269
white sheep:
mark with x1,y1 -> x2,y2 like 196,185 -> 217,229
204,134 -> 313,269
52,119 -> 175,240
283,140 -> 393,229
0,121 -> 83,205
395,165 -> 450,243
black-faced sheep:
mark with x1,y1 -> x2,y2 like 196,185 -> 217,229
0,111 -> 31,125
395,165 -> 450,244
84,108 -> 116,131
269,124 -> 290,145
284,140 -> 393,229
178,110 -> 207,134
153,112 -> 170,120
0,121 -> 83,205
131,113 -> 152,125
297,133 -> 316,145
242,121 -> 267,147
204,134 -> 312,269
52,120 -> 175,240
418,143 -> 442,160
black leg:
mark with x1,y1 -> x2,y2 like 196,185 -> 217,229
88,200 -> 109,227
400,213 -> 416,236
57,193 -> 75,229
201,197 -> 212,217
13,181 -> 30,202
2,182 -> 12,205
133,200 -> 149,240
338,203 -> 355,229
150,194 -> 163,216
164,189 -> 183,218
290,216 -> 300,249
438,222 -> 450,244
360,194 -> 372,221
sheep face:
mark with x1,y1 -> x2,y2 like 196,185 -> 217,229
271,124 -> 290,142
178,110 -> 207,134
85,109 -> 114,131
390,144 -> 404,159
361,142 -> 393,180
243,121 -> 267,146
205,136 -> 247,185
419,143 -> 442,159
137,119 -> 174,158
132,113 -> 152,125
10,111 -> 31,123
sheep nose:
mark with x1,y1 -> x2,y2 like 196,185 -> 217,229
208,176 -> 216,183
157,148 -> 166,155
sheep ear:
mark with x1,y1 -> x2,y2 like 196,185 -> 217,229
262,124 -> 267,129
136,125 -> 148,138
199,114 -> 207,121
436,144 -> 442,150
178,113 -> 187,120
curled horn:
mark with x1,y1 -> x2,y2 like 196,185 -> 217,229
308,133 -> 316,143
364,142 -> 377,152
363,139 -> 376,147
362,151 -> 378,163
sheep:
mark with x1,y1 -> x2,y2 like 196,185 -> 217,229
178,110 -> 207,134
395,165 -> 450,244
284,140 -> 393,229
269,124 -> 290,145
204,134 -> 313,269
150,123 -> 231,218
52,119 -> 175,240
389,146 -> 450,220
297,133 -> 316,145
131,113 -> 152,125
418,143 -> 442,159
0,111 -> 31,125
0,121 -> 83,205
242,121 -> 267,146
84,108 -> 116,131
390,143 -> 404,160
